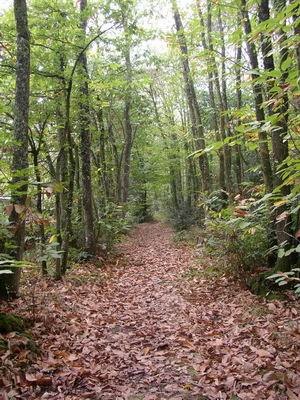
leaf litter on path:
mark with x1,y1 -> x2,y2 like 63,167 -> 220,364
1,222 -> 300,399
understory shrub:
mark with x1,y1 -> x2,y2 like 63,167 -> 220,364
195,193 -> 273,282
203,218 -> 269,277
168,203 -> 204,231
97,202 -> 132,252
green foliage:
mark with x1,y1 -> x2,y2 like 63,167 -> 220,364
203,215 -> 270,277
0,313 -> 31,334
183,263 -> 224,281
168,203 -> 203,231
36,239 -> 63,263
97,202 -> 132,251
202,190 -> 229,213
171,227 -> 199,245
267,268 -> 300,294
0,0 -> 299,292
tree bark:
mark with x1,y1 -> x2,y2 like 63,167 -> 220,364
32,147 -> 47,275
78,0 -> 95,254
107,109 -> 122,202
121,9 -> 133,204
97,108 -> 110,200
0,0 -> 30,300
291,0 -> 300,75
259,0 -> 293,269
206,0 -> 233,196
241,0 -> 273,193
235,28 -> 244,194
172,0 -> 210,193
59,128 -> 75,276
196,0 -> 225,191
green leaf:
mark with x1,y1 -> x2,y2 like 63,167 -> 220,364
285,248 -> 296,256
278,248 -> 285,258
278,280 -> 288,286
267,273 -> 282,279
281,57 -> 292,71
275,276 -> 287,282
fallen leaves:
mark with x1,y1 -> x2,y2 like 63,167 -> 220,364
1,222 -> 300,399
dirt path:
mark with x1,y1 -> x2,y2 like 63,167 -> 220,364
2,223 -> 300,399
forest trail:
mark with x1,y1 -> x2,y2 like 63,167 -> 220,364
4,223 -> 300,400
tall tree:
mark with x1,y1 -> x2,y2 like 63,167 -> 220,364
258,0 -> 293,269
206,0 -> 233,195
78,0 -> 96,254
0,0 -> 30,299
120,4 -> 134,204
196,0 -> 225,191
234,29 -> 244,194
172,0 -> 210,193
241,0 -> 273,193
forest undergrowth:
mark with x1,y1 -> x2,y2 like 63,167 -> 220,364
1,223 -> 300,400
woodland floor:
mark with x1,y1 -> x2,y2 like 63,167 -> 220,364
1,223 -> 300,400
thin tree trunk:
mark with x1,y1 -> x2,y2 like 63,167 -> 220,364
28,123 -> 48,275
55,62 -> 68,278
32,152 -> 47,275
121,10 -> 133,204
78,0 -> 95,254
172,0 -> 210,193
107,116 -> 121,202
206,0 -> 233,196
235,29 -> 243,194
98,108 -> 110,200
44,143 -> 63,277
74,143 -> 82,227
149,85 -> 182,210
196,0 -> 225,191
217,9 -> 233,178
291,0 -> 300,75
58,81 -> 75,277
60,129 -> 75,276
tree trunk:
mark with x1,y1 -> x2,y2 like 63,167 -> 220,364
74,143 -> 82,227
235,30 -> 244,194
57,81 -> 75,278
149,84 -> 183,210
55,61 -> 68,277
172,0 -> 210,193
217,9 -> 233,180
291,0 -> 300,75
121,10 -> 133,204
196,0 -> 225,191
0,0 -> 30,300
241,0 -> 273,193
206,0 -> 233,196
97,108 -> 110,200
107,113 -> 122,202
32,152 -> 47,275
259,0 -> 293,270
59,129 -> 75,276
78,0 -> 95,254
